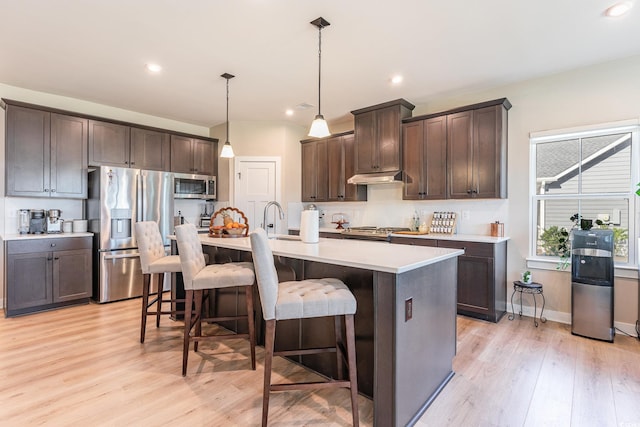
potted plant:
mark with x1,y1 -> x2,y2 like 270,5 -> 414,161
521,270 -> 532,284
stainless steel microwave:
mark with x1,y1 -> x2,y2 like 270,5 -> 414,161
173,173 -> 216,200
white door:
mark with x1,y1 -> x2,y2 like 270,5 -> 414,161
234,157 -> 281,234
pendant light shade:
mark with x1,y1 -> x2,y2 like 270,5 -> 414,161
220,73 -> 235,159
308,17 -> 331,138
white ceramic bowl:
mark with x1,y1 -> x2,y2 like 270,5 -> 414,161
62,220 -> 73,233
73,219 -> 88,233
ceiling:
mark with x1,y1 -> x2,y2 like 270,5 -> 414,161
1,1 -> 639,130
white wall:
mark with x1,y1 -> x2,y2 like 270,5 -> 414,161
211,120 -> 306,229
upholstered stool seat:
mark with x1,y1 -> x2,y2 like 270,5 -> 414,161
176,223 -> 256,376
250,228 -> 359,427
135,221 -> 185,343
276,279 -> 356,320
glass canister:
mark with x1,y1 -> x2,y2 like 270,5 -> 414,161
18,209 -> 30,234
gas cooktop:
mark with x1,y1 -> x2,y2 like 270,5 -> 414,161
341,226 -> 410,241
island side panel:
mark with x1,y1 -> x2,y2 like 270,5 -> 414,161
373,271 -> 396,427
395,257 -> 458,427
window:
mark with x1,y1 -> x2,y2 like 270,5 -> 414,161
530,120 -> 639,267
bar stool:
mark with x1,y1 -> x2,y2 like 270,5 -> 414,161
175,223 -> 256,376
249,228 -> 359,427
508,280 -> 547,327
135,221 -> 184,343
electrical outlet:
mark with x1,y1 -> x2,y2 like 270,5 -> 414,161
405,298 -> 413,321
461,210 -> 470,220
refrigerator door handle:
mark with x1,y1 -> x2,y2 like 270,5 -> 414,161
104,252 -> 140,260
136,172 -> 143,222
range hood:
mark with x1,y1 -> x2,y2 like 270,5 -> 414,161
347,171 -> 402,185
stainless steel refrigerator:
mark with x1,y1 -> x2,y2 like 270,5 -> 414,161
88,166 -> 174,303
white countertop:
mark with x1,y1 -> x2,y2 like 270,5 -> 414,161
289,227 -> 509,243
389,233 -> 510,244
1,232 -> 93,241
183,234 -> 463,274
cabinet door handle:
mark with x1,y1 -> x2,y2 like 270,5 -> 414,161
50,243 -> 56,247
53,257 -> 59,260
47,256 -> 53,261
124,161 -> 128,165
51,189 -> 56,192
44,189 -> 49,192
130,162 -> 135,165
466,189 -> 472,194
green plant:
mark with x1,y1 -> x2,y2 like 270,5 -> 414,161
613,227 -> 629,257
538,225 -> 571,269
522,270 -> 531,283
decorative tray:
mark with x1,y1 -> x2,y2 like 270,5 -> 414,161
208,207 -> 249,237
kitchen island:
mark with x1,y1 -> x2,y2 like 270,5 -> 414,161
173,234 -> 463,427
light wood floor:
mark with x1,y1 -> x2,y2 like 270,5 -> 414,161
1,298 -> 639,427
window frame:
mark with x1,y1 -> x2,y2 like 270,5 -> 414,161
528,119 -> 640,277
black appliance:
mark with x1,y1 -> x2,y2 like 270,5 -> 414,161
29,209 -> 46,234
571,229 -> 614,342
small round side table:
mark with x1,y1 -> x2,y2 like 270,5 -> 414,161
508,280 -> 547,327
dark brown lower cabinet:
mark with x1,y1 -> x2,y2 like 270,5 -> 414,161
390,236 -> 507,322
4,237 -> 92,317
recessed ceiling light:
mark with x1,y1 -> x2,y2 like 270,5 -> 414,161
605,1 -> 632,17
285,109 -> 294,116
391,75 -> 403,85
146,63 -> 162,73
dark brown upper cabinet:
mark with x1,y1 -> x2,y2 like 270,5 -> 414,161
447,103 -> 509,199
170,135 -> 217,176
301,138 -> 328,202
352,99 -> 415,174
403,98 -> 510,200
327,133 -> 367,202
5,103 -> 88,198
88,120 -> 131,167
402,116 -> 447,200
130,127 -> 170,171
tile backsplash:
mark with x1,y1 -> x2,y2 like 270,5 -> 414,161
288,183 -> 509,236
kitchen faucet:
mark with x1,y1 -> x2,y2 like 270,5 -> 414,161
262,201 -> 285,238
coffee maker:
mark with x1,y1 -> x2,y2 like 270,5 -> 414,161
29,209 -> 46,234
46,209 -> 63,233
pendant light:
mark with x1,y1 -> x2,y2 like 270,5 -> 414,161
220,72 -> 235,158
308,17 -> 331,138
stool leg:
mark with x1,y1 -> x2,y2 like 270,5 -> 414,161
345,314 -> 360,427
245,285 -> 256,370
194,290 -> 203,353
334,316 -> 344,380
508,287 -> 516,321
140,273 -> 151,343
519,289 -> 523,318
156,273 -> 164,328
182,289 -> 194,377
533,293 -> 538,327
262,319 -> 276,427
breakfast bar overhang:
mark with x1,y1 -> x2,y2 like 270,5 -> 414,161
172,235 -> 463,427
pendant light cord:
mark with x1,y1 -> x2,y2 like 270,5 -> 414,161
226,77 -> 230,143
317,26 -> 322,116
